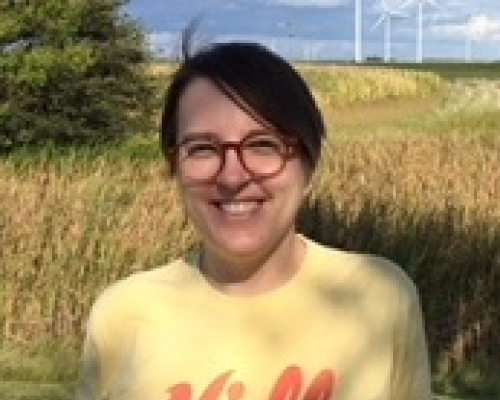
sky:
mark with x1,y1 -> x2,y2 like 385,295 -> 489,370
125,0 -> 500,62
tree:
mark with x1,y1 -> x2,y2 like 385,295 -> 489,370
0,0 -> 156,151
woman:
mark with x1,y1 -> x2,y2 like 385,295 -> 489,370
76,33 -> 431,400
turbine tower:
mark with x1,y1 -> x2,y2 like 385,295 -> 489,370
400,0 -> 440,62
371,0 -> 407,62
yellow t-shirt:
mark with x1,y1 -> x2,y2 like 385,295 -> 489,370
76,236 -> 431,400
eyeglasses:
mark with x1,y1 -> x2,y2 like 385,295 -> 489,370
171,130 -> 299,183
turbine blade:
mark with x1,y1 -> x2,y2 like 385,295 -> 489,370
371,14 -> 386,31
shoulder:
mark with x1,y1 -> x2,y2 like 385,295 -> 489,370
303,236 -> 419,304
100,258 -> 185,297
85,257 -> 193,331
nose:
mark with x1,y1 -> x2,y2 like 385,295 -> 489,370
216,147 -> 250,188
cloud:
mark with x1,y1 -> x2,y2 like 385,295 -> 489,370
265,0 -> 347,7
432,14 -> 500,40
468,15 -> 500,40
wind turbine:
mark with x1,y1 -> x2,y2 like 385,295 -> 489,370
371,0 -> 407,62
400,0 -> 441,62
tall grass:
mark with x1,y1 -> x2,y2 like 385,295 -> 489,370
1,133 -> 498,383
301,64 -> 443,106
370,62 -> 500,81
0,64 -> 499,396
148,61 -> 445,106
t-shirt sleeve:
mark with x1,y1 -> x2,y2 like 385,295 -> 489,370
75,331 -> 102,400
390,281 -> 432,400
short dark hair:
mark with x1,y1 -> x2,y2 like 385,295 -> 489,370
160,30 -> 326,172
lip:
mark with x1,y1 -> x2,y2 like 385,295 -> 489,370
209,198 -> 268,217
211,197 -> 266,205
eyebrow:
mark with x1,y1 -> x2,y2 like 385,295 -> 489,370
177,131 -> 219,142
179,128 -> 279,140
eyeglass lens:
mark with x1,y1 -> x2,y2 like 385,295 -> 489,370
177,133 -> 291,182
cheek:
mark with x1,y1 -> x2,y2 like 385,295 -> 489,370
272,168 -> 310,211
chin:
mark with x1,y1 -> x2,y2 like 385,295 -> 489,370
207,230 -> 270,260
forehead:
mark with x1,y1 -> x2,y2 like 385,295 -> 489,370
177,77 -> 264,139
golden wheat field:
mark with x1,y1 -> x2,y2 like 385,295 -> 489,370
1,64 -> 499,397
149,61 -> 445,106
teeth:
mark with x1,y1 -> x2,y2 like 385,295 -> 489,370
219,201 -> 260,214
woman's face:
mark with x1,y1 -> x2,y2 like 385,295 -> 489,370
175,77 -> 310,266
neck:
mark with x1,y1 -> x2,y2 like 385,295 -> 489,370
199,232 -> 306,296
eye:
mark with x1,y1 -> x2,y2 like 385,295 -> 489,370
244,135 -> 286,155
182,140 -> 219,158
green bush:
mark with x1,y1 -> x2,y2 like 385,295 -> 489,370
0,0 -> 156,152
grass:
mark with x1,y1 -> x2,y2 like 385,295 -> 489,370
358,61 -> 500,81
1,63 -> 499,399
434,397 -> 497,400
0,344 -> 76,400
0,381 -> 74,400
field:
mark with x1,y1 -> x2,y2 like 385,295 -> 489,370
364,61 -> 500,80
1,61 -> 499,400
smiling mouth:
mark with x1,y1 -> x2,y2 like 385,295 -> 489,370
212,200 -> 265,216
